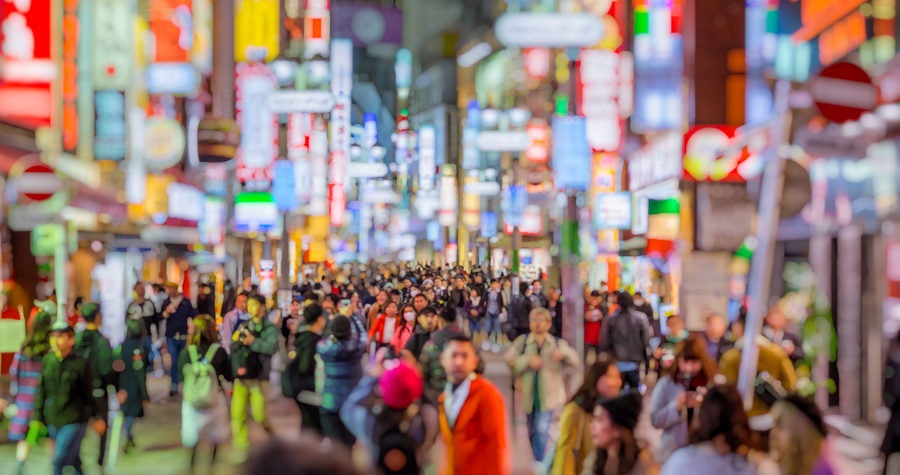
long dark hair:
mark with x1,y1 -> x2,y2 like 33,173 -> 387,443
689,384 -> 753,452
662,335 -> 718,386
22,311 -> 52,359
571,358 -> 618,411
592,408 -> 640,475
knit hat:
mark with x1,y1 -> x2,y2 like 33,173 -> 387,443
379,361 -> 423,410
779,395 -> 828,436
599,393 -> 643,431
330,315 -> 352,340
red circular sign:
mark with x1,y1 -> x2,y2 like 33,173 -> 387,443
19,164 -> 62,202
811,62 -> 878,124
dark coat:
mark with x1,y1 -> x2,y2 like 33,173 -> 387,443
34,352 -> 104,427
73,329 -> 116,416
317,316 -> 368,413
115,338 -> 149,417
404,327 -> 432,359
510,294 -> 534,330
292,329 -> 321,394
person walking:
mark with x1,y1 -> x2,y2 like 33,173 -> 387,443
179,314 -> 232,471
599,292 -> 650,391
318,314 -> 368,448
419,307 -> 465,402
289,302 -> 326,435
32,322 -> 107,475
391,304 -> 417,355
127,282 -> 161,376
8,311 -> 52,475
762,306 -> 805,364
550,359 -> 623,475
463,288 -> 486,344
438,335 -> 509,475
484,279 -> 507,353
506,307 -> 580,469
661,384 -> 778,475
770,396 -> 839,475
403,306 -> 440,360
649,336 -> 717,463
584,291 -> 604,360
546,288 -> 563,339
161,281 -> 198,396
510,282 -> 535,340
220,292 -> 251,354
369,301 -> 401,349
585,392 -> 656,475
115,318 -> 150,453
73,302 -> 117,469
229,295 -> 278,455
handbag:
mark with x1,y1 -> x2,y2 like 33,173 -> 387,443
755,371 -> 787,407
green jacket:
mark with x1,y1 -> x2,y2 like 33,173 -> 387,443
74,328 -> 117,415
229,317 -> 278,380
34,352 -> 104,427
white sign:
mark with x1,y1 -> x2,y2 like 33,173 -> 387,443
8,205 -> 64,231
266,90 -> 335,114
628,131 -> 683,190
141,225 -> 201,244
419,125 -> 436,190
362,189 -> 401,204
329,39 -> 353,226
346,162 -> 388,178
236,63 -> 278,182
476,131 -> 531,152
581,49 -> 622,152
308,123 -> 329,215
439,172 -> 458,226
496,13 -> 603,47
167,183 -> 204,221
463,181 -> 501,196
795,128 -> 869,159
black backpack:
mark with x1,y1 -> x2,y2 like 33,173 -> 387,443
377,427 -> 419,475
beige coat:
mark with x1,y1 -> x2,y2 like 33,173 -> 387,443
506,333 -> 581,414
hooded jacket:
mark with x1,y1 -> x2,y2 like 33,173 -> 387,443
317,316 -> 368,413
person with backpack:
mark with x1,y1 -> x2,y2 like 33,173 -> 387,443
115,318 -> 150,453
73,302 -> 118,469
599,292 -> 651,391
341,355 -> 435,474
229,295 -> 279,455
317,314 -> 368,447
506,307 -> 580,469
178,314 -> 232,471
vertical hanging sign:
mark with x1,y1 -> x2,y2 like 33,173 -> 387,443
235,62 -> 278,186
234,0 -> 280,62
329,38 -> 352,227
61,0 -> 80,152
92,0 -> 133,90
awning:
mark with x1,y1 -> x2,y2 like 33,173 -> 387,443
618,237 -> 647,256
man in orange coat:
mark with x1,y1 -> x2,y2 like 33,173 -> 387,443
438,335 -> 510,475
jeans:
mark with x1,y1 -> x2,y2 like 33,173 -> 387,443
143,335 -> 161,368
622,369 -> 641,391
485,313 -> 500,339
231,379 -> 269,450
48,423 -> 87,475
124,415 -> 136,440
526,410 -> 554,463
320,409 -> 356,448
167,337 -> 186,390
468,317 -> 483,336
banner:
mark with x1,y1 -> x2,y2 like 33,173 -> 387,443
93,0 -> 134,89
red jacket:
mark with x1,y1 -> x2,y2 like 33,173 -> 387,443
438,375 -> 510,475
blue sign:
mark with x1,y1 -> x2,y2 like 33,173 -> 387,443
94,91 -> 126,160
551,116 -> 591,190
502,185 -> 527,227
593,192 -> 633,230
272,160 -> 297,212
480,211 -> 498,238
146,63 -> 199,96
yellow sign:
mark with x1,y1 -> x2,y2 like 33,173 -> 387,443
144,174 -> 174,219
235,0 -> 280,63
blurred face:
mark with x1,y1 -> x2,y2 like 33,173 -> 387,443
667,318 -> 684,336
419,312 -> 439,331
391,293 -> 401,304
322,299 -> 336,313
235,295 -> 248,312
706,315 -> 727,340
590,406 -> 621,450
442,340 -> 479,384
529,313 -> 552,335
165,286 -> 178,298
376,291 -> 388,305
596,366 -> 623,399
491,281 -> 501,291
385,302 -> 398,317
413,294 -> 427,311
290,300 -> 301,315
766,308 -> 787,330
470,290 -> 479,300
534,282 -> 542,293
51,331 -> 75,356
678,357 -> 702,376
247,299 -> 265,319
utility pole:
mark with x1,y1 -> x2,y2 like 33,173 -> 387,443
737,79 -> 792,410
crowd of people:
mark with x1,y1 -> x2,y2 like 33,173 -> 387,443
1,263 -> 896,474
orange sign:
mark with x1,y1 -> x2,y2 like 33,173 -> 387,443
62,0 -> 80,152
150,0 -> 193,63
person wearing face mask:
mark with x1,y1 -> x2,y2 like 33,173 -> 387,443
391,305 -> 418,354
650,336 -> 718,463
